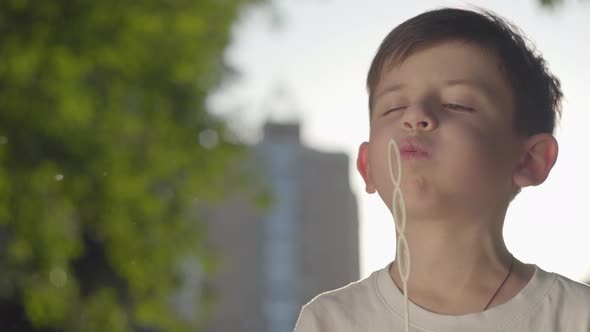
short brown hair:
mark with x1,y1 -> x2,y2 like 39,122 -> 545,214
367,8 -> 562,136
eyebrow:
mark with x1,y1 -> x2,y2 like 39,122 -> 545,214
374,83 -> 406,100
374,79 -> 496,102
444,79 -> 491,92
444,78 -> 504,103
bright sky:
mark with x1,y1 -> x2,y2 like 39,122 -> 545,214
209,0 -> 590,282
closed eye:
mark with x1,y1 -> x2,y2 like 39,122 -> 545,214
383,106 -> 406,116
443,103 -> 474,112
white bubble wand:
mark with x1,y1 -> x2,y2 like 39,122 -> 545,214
388,138 -> 411,332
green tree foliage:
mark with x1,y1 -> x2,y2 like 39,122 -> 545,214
0,0 -> 265,331
540,0 -> 565,6
539,0 -> 589,7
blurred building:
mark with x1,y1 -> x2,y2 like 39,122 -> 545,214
205,122 -> 359,332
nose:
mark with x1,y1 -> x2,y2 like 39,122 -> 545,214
402,104 -> 438,132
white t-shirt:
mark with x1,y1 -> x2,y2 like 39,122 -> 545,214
294,264 -> 590,331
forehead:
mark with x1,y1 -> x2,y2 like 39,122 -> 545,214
373,40 -> 512,102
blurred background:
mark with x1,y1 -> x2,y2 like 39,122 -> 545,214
0,0 -> 588,332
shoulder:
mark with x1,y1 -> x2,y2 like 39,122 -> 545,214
532,269 -> 590,329
309,275 -> 375,310
301,273 -> 376,319
294,270 -> 383,332
550,271 -> 590,303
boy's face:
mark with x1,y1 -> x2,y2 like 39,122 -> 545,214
358,41 -> 526,219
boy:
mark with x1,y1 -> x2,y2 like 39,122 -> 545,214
294,7 -> 590,332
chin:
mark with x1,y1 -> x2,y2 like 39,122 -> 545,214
389,195 -> 445,220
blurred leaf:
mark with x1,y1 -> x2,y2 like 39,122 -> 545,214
0,0 -> 267,331
540,0 -> 564,6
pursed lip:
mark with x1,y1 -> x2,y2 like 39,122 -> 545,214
398,138 -> 430,160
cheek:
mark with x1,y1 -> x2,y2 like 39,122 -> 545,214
446,125 -> 515,182
368,132 -> 396,192
367,138 -> 387,180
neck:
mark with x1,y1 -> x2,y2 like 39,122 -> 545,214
390,213 -> 519,314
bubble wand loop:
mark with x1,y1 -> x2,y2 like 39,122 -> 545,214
388,139 -> 411,332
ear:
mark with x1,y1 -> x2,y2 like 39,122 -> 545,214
513,133 -> 558,188
357,142 -> 376,193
